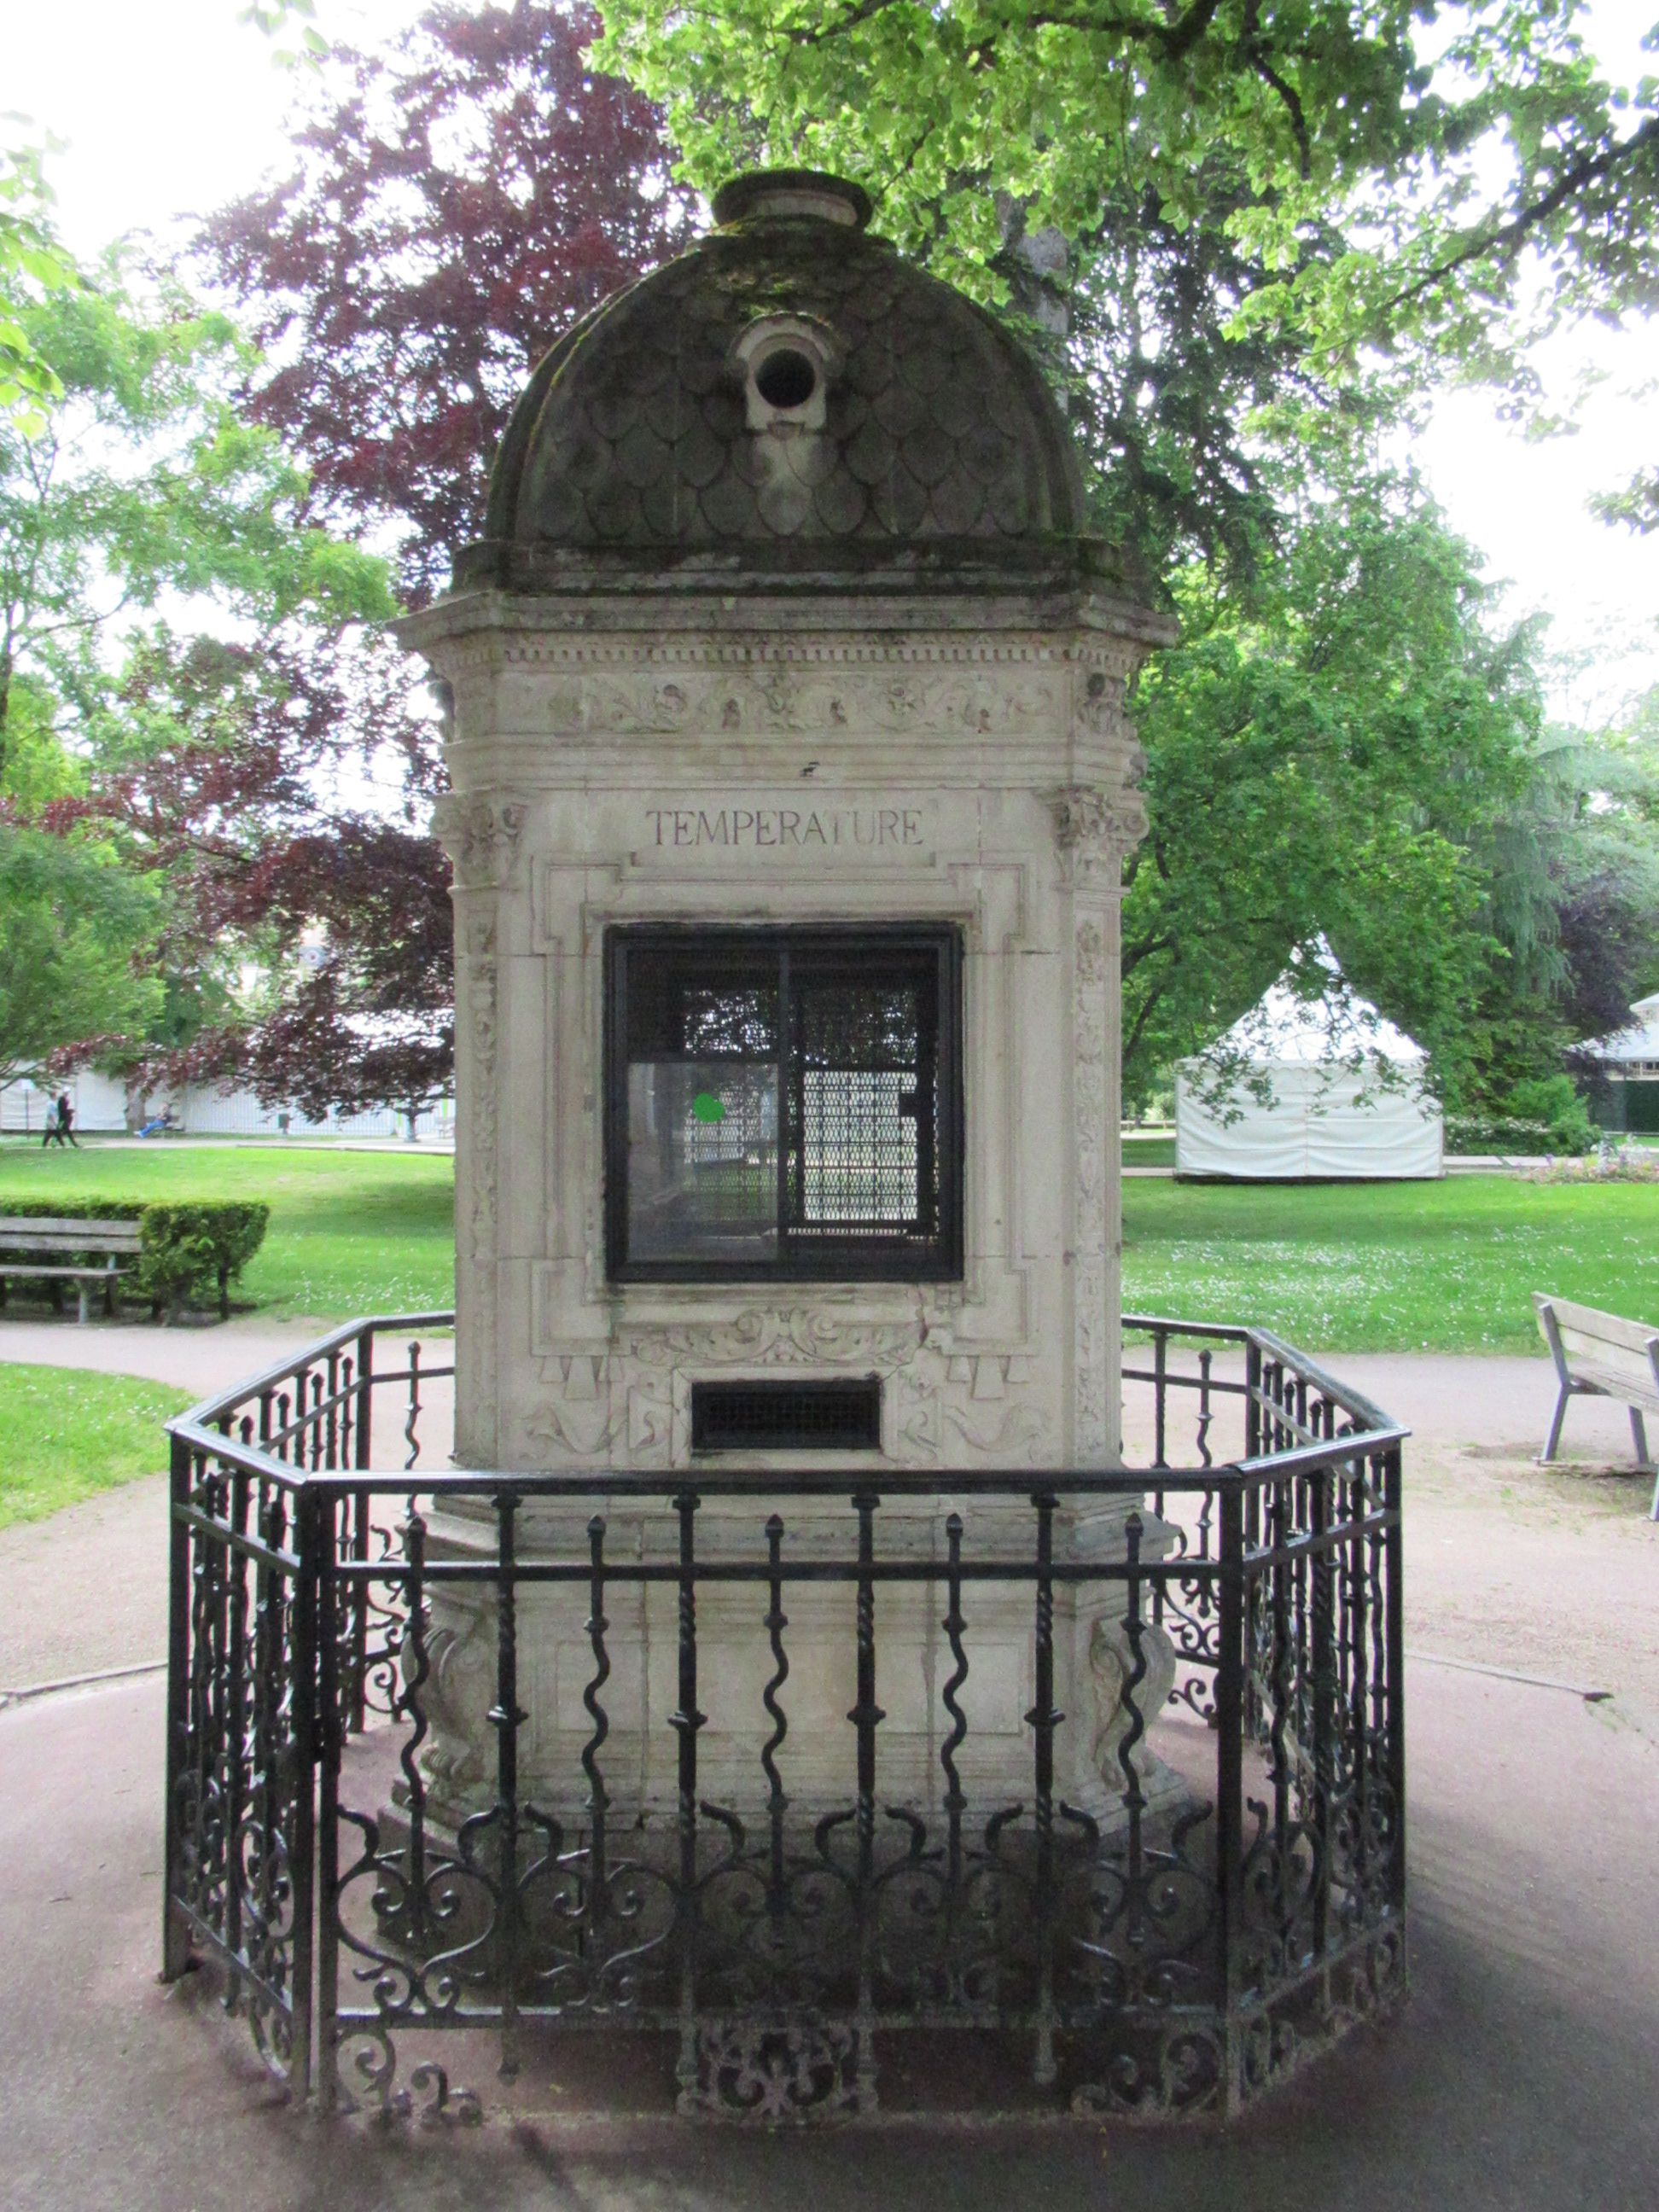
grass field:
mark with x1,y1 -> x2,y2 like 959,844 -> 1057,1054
0,1142 -> 454,1321
1122,1174 -> 1659,1352
0,1363 -> 191,1528
2,1139 -> 1654,1354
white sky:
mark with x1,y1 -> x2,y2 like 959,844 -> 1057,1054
7,0 -> 1657,718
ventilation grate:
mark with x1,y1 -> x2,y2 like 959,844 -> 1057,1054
690,1377 -> 882,1453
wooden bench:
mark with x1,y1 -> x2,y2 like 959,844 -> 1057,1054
0,1217 -> 143,1324
1534,1293 -> 1659,1520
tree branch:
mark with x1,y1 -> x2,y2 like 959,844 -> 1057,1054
1386,112 -> 1659,317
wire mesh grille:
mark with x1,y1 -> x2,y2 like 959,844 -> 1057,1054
690,1377 -> 882,1452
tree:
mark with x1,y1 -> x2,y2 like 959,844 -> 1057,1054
0,826 -> 161,1090
0,250 -> 391,774
594,2 -> 1659,375
200,0 -> 695,604
1121,471 -> 1548,1106
148,0 -> 696,1117
0,219 -> 398,1100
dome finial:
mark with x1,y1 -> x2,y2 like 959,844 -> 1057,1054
713,169 -> 873,230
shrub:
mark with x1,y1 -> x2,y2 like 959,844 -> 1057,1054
1444,1116 -> 1595,1157
135,1203 -> 270,1313
1503,1074 -> 1598,1153
0,1196 -> 269,1313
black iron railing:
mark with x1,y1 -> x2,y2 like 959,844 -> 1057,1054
161,1313 -> 1406,2124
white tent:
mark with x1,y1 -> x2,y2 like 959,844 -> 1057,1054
1173,944 -> 1444,1180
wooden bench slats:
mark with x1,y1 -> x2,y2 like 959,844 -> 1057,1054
1557,1353 -> 1659,1414
0,1219 -> 143,1248
0,1217 -> 144,1324
1541,1294 -> 1659,1359
1534,1292 -> 1659,1518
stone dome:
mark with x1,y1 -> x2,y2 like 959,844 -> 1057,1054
463,171 -> 1088,588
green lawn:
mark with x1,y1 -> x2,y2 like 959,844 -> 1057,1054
0,1363 -> 192,1528
1123,1135 -> 1177,1167
0,1142 -> 454,1323
3,1140 -> 1653,1355
1122,1174 -> 1659,1353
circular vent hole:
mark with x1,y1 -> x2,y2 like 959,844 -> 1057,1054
754,347 -> 818,410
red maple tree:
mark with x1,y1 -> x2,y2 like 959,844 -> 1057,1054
151,2 -> 692,1114
201,0 -> 694,606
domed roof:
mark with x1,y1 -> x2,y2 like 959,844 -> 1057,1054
466,172 -> 1087,587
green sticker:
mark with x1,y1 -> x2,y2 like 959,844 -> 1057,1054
691,1091 -> 726,1124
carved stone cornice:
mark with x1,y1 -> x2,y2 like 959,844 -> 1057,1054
434,794 -> 527,888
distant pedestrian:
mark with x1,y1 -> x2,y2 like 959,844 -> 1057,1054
43,1097 -> 64,1146
49,1091 -> 79,1149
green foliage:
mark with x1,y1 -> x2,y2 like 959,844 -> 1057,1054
1445,1074 -> 1598,1156
0,249 -> 394,773
0,144 -> 80,433
595,2 -> 1658,383
0,827 -> 163,1086
1124,471 -> 1543,1104
1505,1074 -> 1597,1149
131,1201 -> 270,1307
0,1194 -> 269,1308
0,1363 -> 190,1529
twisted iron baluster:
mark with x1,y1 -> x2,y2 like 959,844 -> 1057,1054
398,1505 -> 432,1942
583,1516 -> 611,1947
404,1342 -> 422,1471
1118,1511 -> 1149,1933
940,1511 -> 969,2000
760,1513 -> 790,1925
849,1490 -> 883,2111
1196,1348 -> 1214,1470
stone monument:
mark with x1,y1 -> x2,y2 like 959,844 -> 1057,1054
398,170 -> 1179,1831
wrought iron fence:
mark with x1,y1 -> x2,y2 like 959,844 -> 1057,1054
161,1313 -> 1405,2125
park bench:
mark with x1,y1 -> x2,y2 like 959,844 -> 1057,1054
1534,1293 -> 1659,1520
0,1216 -> 143,1324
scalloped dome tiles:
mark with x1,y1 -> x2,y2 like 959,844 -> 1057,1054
477,170 -> 1086,573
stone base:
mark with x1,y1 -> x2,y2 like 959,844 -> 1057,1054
409,1492 -> 1182,1836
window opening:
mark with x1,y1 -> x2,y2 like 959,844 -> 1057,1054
606,926 -> 962,1282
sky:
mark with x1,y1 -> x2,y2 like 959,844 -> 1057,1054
7,0 -> 1658,719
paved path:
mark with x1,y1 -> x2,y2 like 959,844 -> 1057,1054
0,1318 -> 452,1695
3,1330 -> 1654,1704
1,1660 -> 1653,2209
1,1330 -> 1656,2197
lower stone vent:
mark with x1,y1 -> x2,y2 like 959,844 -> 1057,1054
690,1377 -> 882,1453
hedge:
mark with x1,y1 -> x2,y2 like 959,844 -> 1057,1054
1444,1118 -> 1596,1159
0,1197 -> 270,1313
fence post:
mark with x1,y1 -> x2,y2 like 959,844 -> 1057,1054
287,1482 -> 320,2104
160,1431 -> 195,1982
1214,1481 -> 1247,2117
1382,1444 -> 1407,1926
314,1487 -> 341,2113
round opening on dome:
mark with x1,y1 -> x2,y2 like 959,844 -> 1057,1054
754,347 -> 818,410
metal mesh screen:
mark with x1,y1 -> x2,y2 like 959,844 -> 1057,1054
690,1377 -> 882,1452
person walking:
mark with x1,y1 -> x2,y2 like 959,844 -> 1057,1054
42,1094 -> 64,1146
49,1090 -> 79,1148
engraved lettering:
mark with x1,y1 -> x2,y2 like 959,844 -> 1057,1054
640,802 -> 933,851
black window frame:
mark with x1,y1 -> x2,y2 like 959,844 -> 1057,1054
604,923 -> 964,1284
